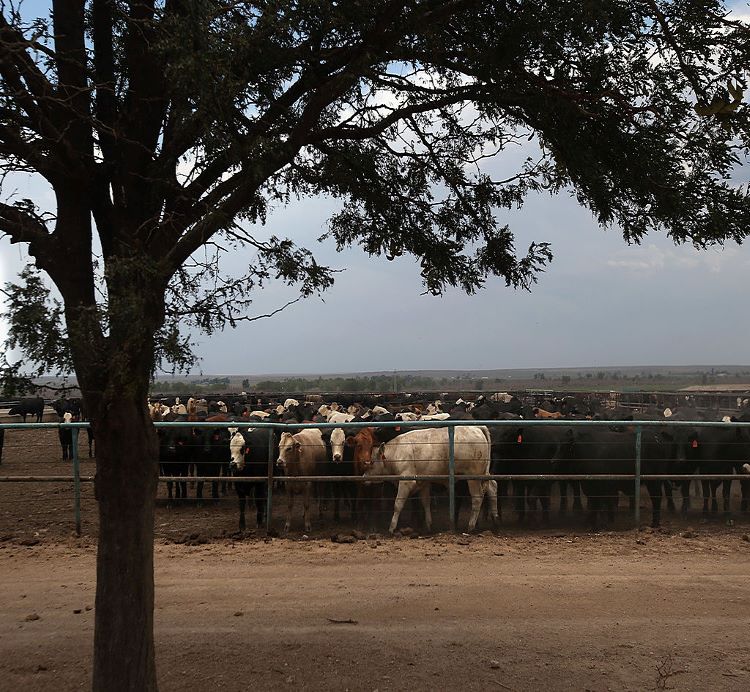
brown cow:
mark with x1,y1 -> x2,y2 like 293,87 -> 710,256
533,407 -> 563,419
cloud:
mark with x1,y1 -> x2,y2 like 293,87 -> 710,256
605,243 -> 740,273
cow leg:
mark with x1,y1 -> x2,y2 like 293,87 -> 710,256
465,480 -> 484,533
539,482 -> 551,524
701,479 -> 710,516
663,480 -> 676,514
418,484 -> 432,533
589,496 -> 600,532
352,485 -> 362,524
741,478 -> 750,513
571,481 -> 583,511
559,480 -> 569,515
390,480 -> 416,534
680,480 -> 691,516
238,494 -> 246,532
285,485 -> 295,533
646,481 -> 662,528
513,481 -> 526,523
255,483 -> 267,529
484,480 -> 500,530
722,479 -> 733,525
196,469 -> 205,504
333,482 -> 342,523
303,481 -> 313,533
317,481 -> 325,520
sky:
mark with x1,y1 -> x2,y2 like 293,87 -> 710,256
2,3 -> 750,376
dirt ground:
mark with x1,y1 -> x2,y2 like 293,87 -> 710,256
2,428 -> 750,691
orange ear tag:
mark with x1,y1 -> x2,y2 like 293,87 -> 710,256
517,434 -> 523,443
691,440 -> 698,449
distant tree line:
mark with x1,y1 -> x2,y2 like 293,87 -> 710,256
253,374 -> 454,393
151,377 -> 230,394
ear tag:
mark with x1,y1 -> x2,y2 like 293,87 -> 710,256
244,447 -> 250,455
517,434 -> 523,444
395,426 -> 401,432
691,439 -> 698,449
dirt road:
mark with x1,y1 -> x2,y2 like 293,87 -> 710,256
1,531 -> 749,691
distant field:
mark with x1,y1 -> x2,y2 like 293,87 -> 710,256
24,365 -> 750,398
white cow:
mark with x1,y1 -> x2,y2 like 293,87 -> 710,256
364,425 -> 498,534
420,412 -> 451,421
395,411 -> 419,421
330,428 -> 346,463
327,410 -> 355,424
277,428 -> 327,532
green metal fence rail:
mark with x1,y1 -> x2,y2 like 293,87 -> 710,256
2,417 -> 750,536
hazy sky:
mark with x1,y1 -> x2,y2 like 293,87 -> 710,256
2,2 -> 750,376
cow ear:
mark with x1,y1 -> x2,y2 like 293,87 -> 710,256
345,436 -> 356,447
294,441 -> 302,451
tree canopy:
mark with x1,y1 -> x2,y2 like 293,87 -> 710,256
1,1 -> 749,689
2,1 -> 749,383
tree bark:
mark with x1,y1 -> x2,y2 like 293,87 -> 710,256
91,393 -> 159,691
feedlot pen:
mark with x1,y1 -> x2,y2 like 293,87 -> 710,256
1,423 -> 750,542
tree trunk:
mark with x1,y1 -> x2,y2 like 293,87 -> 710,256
91,395 -> 159,691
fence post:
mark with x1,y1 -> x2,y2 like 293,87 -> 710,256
72,427 -> 81,537
634,424 -> 642,528
266,427 -> 275,534
448,425 -> 456,533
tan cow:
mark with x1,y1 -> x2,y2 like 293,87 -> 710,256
277,428 -> 327,532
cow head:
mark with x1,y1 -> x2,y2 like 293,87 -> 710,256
229,431 -> 247,471
362,442 -> 387,475
331,428 -> 346,463
277,432 -> 301,468
349,428 -> 377,473
550,428 -> 576,464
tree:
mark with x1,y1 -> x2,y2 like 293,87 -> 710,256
2,1 -> 750,689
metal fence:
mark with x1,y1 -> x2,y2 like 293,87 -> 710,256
1,417 -> 748,537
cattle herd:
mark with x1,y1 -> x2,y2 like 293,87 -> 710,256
4,391 -> 750,534
141,392 -> 750,534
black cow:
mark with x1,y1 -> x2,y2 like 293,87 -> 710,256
52,397 -> 82,420
58,424 -> 73,460
8,397 -> 44,423
54,401 -> 80,461
492,424 -> 574,524
552,427 -> 679,530
675,419 -> 750,524
158,425 -> 190,503
229,428 -> 271,531
193,426 -> 231,502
